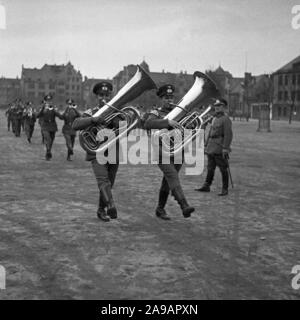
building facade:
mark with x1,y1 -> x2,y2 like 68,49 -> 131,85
0,77 -> 21,107
112,61 -> 195,112
272,55 -> 300,121
21,62 -> 83,107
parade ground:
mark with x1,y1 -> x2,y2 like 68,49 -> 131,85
0,111 -> 299,300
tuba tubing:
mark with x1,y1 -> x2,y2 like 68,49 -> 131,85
79,65 -> 157,154
155,72 -> 220,156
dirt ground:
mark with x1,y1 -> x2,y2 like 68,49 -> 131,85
0,110 -> 299,300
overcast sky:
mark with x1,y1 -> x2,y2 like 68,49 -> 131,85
0,0 -> 299,79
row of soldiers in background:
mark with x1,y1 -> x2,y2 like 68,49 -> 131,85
5,99 -> 36,141
5,96 -> 81,161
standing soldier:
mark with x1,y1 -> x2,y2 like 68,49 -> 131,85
23,101 -> 36,143
72,82 -> 120,222
195,98 -> 233,196
36,94 -> 63,160
38,100 -> 45,144
14,99 -> 24,137
143,84 -> 195,220
5,104 -> 13,131
61,99 -> 81,161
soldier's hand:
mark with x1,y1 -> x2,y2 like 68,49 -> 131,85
168,119 -> 181,130
222,149 -> 229,159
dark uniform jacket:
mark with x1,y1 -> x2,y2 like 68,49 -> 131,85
37,106 -> 62,132
205,112 -> 233,155
61,107 -> 81,136
143,104 -> 183,163
143,104 -> 172,130
72,106 -> 122,161
24,111 -> 36,126
14,105 -> 24,120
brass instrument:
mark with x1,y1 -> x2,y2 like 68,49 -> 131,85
79,65 -> 157,154
154,71 -> 219,157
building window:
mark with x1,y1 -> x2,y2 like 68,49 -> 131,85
285,75 -> 288,85
39,83 -> 45,89
77,85 -> 80,90
278,107 -> 281,117
72,85 -> 75,90
283,107 -> 287,117
49,83 -> 55,90
298,74 -> 300,85
297,91 -> 300,101
278,91 -> 282,101
284,91 -> 288,101
292,74 -> 296,85
28,82 -> 35,89
292,91 -> 296,101
278,75 -> 283,86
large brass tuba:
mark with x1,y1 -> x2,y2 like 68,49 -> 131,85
155,71 -> 220,156
79,65 -> 157,154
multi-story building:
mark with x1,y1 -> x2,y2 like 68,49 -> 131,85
0,77 -> 22,106
0,78 -> 22,106
21,62 -> 83,107
272,55 -> 300,121
112,61 -> 194,111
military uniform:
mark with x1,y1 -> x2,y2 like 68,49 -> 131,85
23,102 -> 36,143
13,100 -> 24,137
196,98 -> 233,195
5,105 -> 13,131
36,94 -> 62,160
143,84 -> 194,220
72,81 -> 119,222
62,99 -> 81,160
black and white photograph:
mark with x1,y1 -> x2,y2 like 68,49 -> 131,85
0,0 -> 299,302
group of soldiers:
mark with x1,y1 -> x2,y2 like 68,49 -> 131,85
3,76 -> 233,223
5,99 -> 36,142
72,80 -> 233,222
4,96 -> 81,161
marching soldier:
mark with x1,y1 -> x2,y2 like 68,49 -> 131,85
72,82 -> 120,222
23,101 -> 36,143
5,104 -> 13,131
36,94 -> 63,160
38,101 -> 45,144
143,84 -> 195,220
195,98 -> 233,196
61,99 -> 81,161
13,99 -> 24,137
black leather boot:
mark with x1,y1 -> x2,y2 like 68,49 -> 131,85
67,149 -> 72,161
172,186 -> 194,218
218,169 -> 229,196
101,183 -> 117,219
155,190 -> 170,220
97,195 -> 110,221
45,150 -> 51,161
195,183 -> 210,192
195,169 -> 214,192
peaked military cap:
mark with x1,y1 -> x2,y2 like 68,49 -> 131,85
44,94 -> 53,102
157,84 -> 175,98
93,81 -> 113,96
213,98 -> 228,107
66,98 -> 74,104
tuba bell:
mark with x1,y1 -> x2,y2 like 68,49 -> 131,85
79,65 -> 157,154
155,71 -> 220,157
